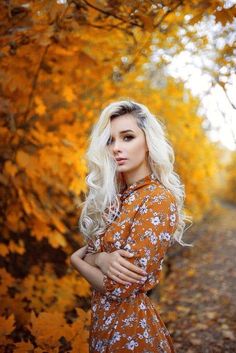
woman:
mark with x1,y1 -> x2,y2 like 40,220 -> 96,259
71,100 -> 192,353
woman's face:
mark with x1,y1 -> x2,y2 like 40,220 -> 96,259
107,114 -> 150,182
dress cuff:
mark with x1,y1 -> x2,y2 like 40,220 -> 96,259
103,274 -> 112,291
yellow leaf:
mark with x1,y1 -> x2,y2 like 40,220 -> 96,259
34,96 -> 46,116
0,243 -> 9,256
138,14 -> 154,32
49,230 -> 67,248
215,8 -> 236,25
176,305 -> 190,313
0,268 -> 15,296
31,220 -> 51,241
9,240 -> 25,255
16,150 -> 31,169
63,86 -> 76,103
166,311 -> 178,321
188,12 -> 203,25
13,341 -> 34,353
186,268 -> 196,277
0,314 -> 15,339
28,311 -> 70,348
4,160 -> 18,177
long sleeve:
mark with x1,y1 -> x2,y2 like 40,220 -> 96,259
102,188 -> 179,301
86,237 -> 98,255
82,236 -> 101,268
82,234 -> 102,262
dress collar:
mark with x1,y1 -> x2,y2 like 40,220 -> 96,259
118,172 -> 159,201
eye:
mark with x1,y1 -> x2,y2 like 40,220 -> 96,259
106,135 -> 134,145
124,135 -> 134,141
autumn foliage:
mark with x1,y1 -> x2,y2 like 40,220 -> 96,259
223,151 -> 236,204
0,0 -> 235,351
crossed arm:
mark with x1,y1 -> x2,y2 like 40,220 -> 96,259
70,247 -> 145,293
70,247 -> 106,293
70,191 -> 179,300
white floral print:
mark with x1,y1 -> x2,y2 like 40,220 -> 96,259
86,173 -> 178,352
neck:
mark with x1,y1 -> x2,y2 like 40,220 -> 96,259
123,168 -> 152,187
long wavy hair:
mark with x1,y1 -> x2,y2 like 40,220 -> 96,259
79,99 -> 193,248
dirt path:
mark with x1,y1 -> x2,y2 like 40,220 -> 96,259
152,201 -> 236,353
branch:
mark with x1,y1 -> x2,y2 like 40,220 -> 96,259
205,78 -> 236,145
80,20 -> 135,37
217,80 -> 236,110
80,0 -> 143,28
23,1 -> 73,122
118,32 -> 152,76
23,44 -> 50,122
154,0 -> 184,29
215,97 -> 236,146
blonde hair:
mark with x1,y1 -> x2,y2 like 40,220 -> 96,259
79,99 -> 193,248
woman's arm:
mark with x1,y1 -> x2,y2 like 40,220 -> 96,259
83,242 -> 148,284
101,190 -> 179,301
80,238 -> 104,268
83,252 -> 101,267
70,246 -> 106,293
71,243 -> 148,293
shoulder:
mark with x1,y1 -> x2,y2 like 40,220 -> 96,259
122,180 -> 177,216
135,183 -> 179,228
136,182 -> 178,222
140,180 -> 176,204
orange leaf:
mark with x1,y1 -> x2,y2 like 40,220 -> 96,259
63,86 -> 76,103
0,243 -> 9,256
34,96 -> 46,116
0,314 -> 15,339
16,150 -> 31,169
4,160 -> 18,177
48,230 -> 67,248
13,341 -> 34,353
9,240 -> 25,255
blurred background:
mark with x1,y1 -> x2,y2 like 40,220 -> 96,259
0,1 -> 235,352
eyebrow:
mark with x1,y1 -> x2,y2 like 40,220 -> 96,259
120,129 -> 134,134
108,129 -> 135,141
113,129 -> 135,135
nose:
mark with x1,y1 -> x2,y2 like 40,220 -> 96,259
111,140 -> 122,154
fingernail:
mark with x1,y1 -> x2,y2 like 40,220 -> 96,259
139,277 -> 147,283
139,279 -> 146,283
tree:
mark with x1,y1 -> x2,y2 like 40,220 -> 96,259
0,0 -> 233,350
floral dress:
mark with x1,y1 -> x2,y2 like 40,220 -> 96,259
85,173 -> 179,353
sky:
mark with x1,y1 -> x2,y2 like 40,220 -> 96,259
167,56 -> 236,151
166,8 -> 236,151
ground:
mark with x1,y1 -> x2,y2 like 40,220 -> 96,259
151,200 -> 236,353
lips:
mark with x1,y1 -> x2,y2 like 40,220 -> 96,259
116,158 -> 127,162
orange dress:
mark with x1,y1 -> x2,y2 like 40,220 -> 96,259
85,173 -> 179,353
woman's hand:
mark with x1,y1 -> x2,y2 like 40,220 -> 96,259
70,245 -> 88,261
97,250 -> 148,285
